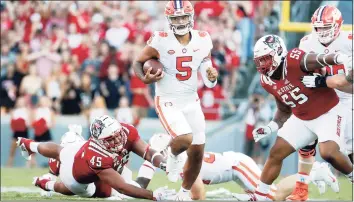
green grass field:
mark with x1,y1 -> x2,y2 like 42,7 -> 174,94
1,168 -> 353,200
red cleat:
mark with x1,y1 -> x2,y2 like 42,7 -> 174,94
286,182 -> 309,201
16,137 -> 34,160
32,177 -> 51,191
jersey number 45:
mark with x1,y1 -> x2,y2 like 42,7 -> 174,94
176,56 -> 192,81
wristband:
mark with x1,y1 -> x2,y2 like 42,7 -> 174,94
151,152 -> 162,165
267,121 -> 279,133
316,76 -> 328,87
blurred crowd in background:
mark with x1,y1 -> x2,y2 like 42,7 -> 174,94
0,1 -> 280,121
1,1 -> 281,167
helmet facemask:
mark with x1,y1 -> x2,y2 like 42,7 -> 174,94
167,14 -> 193,36
254,50 -> 280,77
313,23 -> 337,44
93,129 -> 127,154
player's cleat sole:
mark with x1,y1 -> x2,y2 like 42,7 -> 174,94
16,137 -> 34,160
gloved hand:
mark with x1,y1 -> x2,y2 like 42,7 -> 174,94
301,75 -> 327,88
153,186 -> 176,201
252,126 -> 272,143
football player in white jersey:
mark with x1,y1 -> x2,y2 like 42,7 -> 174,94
132,1 -> 218,200
286,5 -> 353,201
136,133 -> 339,201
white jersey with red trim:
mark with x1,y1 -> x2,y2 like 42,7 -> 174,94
148,29 -> 213,99
299,31 -> 353,104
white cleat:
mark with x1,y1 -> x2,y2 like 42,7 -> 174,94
311,162 -> 339,193
166,148 -> 185,183
16,137 -> 33,160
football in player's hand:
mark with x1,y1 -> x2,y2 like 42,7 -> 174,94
143,59 -> 163,75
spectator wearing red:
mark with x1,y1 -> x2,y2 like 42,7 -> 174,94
198,82 -> 225,121
105,14 -> 130,49
130,69 -> 153,124
194,1 -> 226,17
7,97 -> 30,167
125,11 -> 152,43
32,96 -> 54,143
67,2 -> 90,34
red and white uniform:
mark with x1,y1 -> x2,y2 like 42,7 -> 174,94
58,123 -> 140,197
11,108 -> 29,132
260,48 -> 345,150
149,29 -> 215,144
138,151 -> 277,195
299,31 -> 353,154
32,107 -> 52,136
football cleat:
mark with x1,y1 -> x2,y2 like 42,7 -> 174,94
16,137 -> 34,160
33,177 -> 51,191
286,182 -> 308,201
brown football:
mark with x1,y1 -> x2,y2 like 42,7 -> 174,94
143,59 -> 163,75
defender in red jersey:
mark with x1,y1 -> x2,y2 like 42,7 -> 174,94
17,115 -> 175,200
250,35 -> 353,201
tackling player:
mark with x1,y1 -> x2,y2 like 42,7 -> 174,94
17,115 -> 174,200
135,133 -> 339,201
287,5 -> 353,201
250,35 -> 353,200
132,1 -> 218,200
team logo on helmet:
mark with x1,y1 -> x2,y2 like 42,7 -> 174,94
263,35 -> 283,56
91,120 -> 104,138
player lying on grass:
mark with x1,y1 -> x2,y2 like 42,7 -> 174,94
17,115 -> 175,200
135,133 -> 339,200
37,124 -> 139,199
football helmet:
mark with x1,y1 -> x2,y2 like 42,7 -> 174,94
311,5 -> 343,44
165,0 -> 194,35
149,133 -> 171,157
90,115 -> 127,154
253,35 -> 287,76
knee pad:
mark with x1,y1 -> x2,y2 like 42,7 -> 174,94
299,139 -> 318,158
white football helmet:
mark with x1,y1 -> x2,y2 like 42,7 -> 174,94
165,0 -> 194,36
90,115 -> 127,154
253,35 -> 287,77
149,133 -> 171,156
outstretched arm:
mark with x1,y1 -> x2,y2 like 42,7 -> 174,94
132,139 -> 166,171
98,168 -> 154,200
300,52 -> 350,72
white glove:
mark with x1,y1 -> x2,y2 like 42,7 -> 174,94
153,186 -> 176,201
68,124 -> 82,136
312,180 -> 326,195
252,121 -> 278,142
336,53 -> 352,72
301,75 -> 318,88
310,162 -> 339,194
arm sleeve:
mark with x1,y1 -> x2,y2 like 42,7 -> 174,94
137,160 -> 156,179
199,59 -> 217,88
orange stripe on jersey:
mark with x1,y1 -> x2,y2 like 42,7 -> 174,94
155,96 -> 177,138
232,166 -> 257,187
238,162 -> 277,193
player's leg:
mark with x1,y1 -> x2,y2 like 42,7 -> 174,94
154,96 -> 193,183
16,137 -> 63,160
310,105 -> 353,180
255,115 -> 317,200
286,140 -> 317,201
190,176 -> 206,200
33,178 -> 75,196
175,99 -> 206,200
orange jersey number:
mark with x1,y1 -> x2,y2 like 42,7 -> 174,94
203,152 -> 216,164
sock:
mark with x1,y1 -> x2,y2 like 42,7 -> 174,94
45,181 -> 55,191
345,172 -> 353,183
179,187 -> 190,195
297,172 -> 310,184
255,181 -> 271,198
29,142 -> 39,153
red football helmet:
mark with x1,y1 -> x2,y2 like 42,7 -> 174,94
164,0 -> 194,35
311,5 -> 343,44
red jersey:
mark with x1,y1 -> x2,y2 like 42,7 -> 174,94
72,123 -> 140,184
48,158 -> 60,176
260,48 -> 339,120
